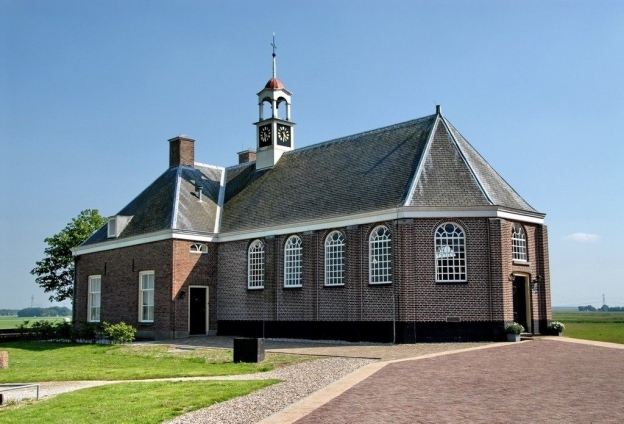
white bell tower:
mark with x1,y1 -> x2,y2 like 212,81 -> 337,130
254,34 -> 295,171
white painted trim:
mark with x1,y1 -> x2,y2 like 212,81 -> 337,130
214,167 -> 226,233
138,270 -> 155,323
72,206 -> 545,255
403,116 -> 439,206
72,230 -> 218,255
441,117 -> 493,204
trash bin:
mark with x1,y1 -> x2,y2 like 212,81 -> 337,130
233,338 -> 265,363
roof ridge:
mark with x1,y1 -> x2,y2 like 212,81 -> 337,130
440,117 -> 493,205
194,161 -> 225,171
291,114 -> 437,154
170,166 -> 183,229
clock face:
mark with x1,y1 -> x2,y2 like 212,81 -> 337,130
259,125 -> 272,147
276,124 -> 291,147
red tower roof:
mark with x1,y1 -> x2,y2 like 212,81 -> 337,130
265,77 -> 285,89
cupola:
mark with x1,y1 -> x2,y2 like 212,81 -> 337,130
254,34 -> 295,171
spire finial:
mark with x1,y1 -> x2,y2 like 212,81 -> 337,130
271,32 -> 277,78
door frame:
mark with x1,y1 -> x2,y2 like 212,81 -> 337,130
511,273 -> 532,333
188,286 -> 209,335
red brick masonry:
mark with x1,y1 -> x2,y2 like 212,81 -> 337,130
296,340 -> 624,424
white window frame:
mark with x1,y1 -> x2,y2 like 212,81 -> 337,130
190,243 -> 208,254
88,275 -> 101,322
512,223 -> 528,262
369,225 -> 392,284
435,222 -> 467,283
284,235 -> 303,288
248,239 -> 265,289
139,271 -> 155,322
325,231 -> 345,286
107,217 -> 116,238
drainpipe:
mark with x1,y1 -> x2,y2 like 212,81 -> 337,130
487,220 -> 493,338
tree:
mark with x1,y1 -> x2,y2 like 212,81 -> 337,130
31,209 -> 106,302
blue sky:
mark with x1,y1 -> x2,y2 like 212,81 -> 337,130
1,1 -> 623,309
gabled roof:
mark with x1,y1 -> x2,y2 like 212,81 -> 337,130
77,110 -> 543,251
221,115 -> 436,232
80,163 -> 223,247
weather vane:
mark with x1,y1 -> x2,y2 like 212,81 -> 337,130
271,32 -> 277,58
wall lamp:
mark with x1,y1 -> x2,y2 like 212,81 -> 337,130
178,290 -> 186,300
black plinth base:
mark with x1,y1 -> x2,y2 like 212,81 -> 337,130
233,337 -> 265,363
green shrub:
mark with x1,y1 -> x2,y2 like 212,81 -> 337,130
102,322 -> 136,344
504,322 -> 525,334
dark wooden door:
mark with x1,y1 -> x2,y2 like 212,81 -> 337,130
189,287 -> 207,335
512,276 -> 527,331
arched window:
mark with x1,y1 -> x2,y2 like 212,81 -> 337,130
190,243 -> 208,254
284,235 -> 303,287
248,239 -> 265,289
512,223 -> 527,261
325,231 -> 345,286
369,226 -> 392,284
435,222 -> 466,282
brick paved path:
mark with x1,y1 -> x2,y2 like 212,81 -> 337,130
295,340 -> 624,424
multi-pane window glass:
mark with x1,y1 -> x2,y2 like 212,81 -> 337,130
512,223 -> 527,261
190,243 -> 208,254
248,239 -> 265,289
325,231 -> 345,286
139,271 -> 154,322
369,226 -> 392,284
284,236 -> 302,287
88,275 -> 101,322
435,223 -> 467,282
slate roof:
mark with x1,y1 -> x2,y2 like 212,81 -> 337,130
80,111 -> 542,247
81,163 -> 223,246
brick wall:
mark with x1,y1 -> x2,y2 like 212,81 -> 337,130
75,238 -> 217,339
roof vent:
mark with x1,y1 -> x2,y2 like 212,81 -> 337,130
196,185 -> 203,202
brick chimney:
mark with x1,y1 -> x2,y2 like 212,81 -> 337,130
168,135 -> 195,168
237,149 -> 257,164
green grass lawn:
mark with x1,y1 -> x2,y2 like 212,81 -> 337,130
0,380 -> 278,423
0,342 -> 312,383
552,311 -> 624,344
0,316 -> 70,330
0,342 -> 311,423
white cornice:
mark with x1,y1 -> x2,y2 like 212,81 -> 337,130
72,206 -> 544,255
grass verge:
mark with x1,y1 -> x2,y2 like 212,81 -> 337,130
0,342 -> 313,382
0,379 -> 278,424
552,311 -> 624,344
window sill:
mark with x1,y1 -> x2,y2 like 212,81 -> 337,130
247,286 -> 264,291
138,321 -> 154,326
369,282 -> 392,286
513,260 -> 531,266
283,285 -> 303,290
323,284 -> 345,288
435,281 -> 468,285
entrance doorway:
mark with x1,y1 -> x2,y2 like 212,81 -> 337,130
512,275 -> 531,333
189,287 -> 208,335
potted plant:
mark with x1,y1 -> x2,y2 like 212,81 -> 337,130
547,321 -> 565,336
504,322 -> 525,342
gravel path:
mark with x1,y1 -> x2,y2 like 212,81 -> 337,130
167,357 -> 376,424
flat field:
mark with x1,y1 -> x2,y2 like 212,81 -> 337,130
552,311 -> 624,344
0,316 -> 69,330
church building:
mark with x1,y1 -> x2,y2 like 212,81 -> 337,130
72,49 -> 552,343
